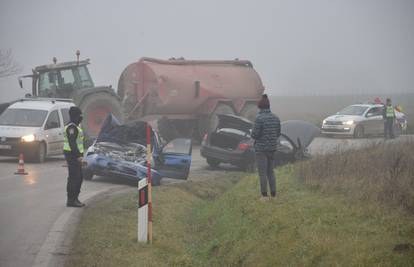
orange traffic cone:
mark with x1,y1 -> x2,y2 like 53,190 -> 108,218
15,153 -> 28,175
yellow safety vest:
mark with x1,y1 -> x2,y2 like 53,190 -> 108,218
386,106 -> 395,118
63,123 -> 84,153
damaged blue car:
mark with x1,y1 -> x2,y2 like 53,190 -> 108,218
82,114 -> 192,186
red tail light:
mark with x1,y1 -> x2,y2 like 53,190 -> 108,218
238,143 -> 251,150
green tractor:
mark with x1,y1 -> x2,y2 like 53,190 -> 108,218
18,52 -> 122,139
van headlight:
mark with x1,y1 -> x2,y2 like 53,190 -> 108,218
343,120 -> 354,125
21,134 -> 35,142
322,119 -> 326,124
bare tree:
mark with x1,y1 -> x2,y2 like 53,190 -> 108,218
0,49 -> 22,78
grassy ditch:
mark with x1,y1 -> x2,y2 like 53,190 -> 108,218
297,140 -> 414,214
67,163 -> 414,266
65,173 -> 242,267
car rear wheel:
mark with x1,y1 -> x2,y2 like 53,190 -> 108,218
207,158 -> 220,168
353,125 -> 364,138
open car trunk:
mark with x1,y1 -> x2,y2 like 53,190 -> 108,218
209,129 -> 249,150
210,114 -> 252,150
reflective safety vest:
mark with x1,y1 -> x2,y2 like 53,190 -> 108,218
386,106 -> 395,118
63,123 -> 84,153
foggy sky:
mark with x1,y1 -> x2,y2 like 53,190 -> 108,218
1,0 -> 413,102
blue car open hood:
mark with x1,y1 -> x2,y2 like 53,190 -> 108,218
96,114 -> 153,145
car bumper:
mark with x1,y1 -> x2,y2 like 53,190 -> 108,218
200,144 -> 253,164
0,140 -> 40,157
321,124 -> 355,135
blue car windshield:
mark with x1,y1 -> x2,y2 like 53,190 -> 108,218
0,109 -> 48,127
337,106 -> 368,116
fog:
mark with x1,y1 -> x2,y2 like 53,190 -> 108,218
1,0 -> 413,102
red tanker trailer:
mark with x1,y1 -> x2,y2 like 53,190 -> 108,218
118,58 -> 264,140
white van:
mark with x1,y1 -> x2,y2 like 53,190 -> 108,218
0,98 -> 75,162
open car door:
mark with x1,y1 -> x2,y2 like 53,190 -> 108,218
157,138 -> 192,179
281,120 -> 320,148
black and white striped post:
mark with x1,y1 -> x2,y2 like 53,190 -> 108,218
138,178 -> 148,242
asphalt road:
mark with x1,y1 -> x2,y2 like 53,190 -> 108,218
0,156 -> 131,267
0,135 -> 412,267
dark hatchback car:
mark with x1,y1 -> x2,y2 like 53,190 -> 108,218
200,114 -> 320,171
83,114 -> 192,185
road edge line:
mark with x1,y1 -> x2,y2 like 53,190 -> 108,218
32,186 -> 130,267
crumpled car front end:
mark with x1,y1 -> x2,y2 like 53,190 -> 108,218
84,141 -> 162,184
82,114 -> 163,185
83,114 -> 193,185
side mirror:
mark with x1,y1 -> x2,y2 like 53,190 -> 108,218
18,78 -> 23,89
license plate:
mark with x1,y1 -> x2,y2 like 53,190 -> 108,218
0,144 -> 11,150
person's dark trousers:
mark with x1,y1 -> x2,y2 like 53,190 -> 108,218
384,118 -> 395,139
64,153 -> 83,202
255,151 -> 276,197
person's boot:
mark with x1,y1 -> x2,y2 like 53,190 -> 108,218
67,197 -> 84,207
75,198 -> 85,207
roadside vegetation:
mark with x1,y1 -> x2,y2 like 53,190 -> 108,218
297,140 -> 414,214
67,145 -> 414,266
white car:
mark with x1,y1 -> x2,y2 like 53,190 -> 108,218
321,104 -> 408,138
0,98 -> 75,162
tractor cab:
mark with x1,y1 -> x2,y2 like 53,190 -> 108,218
17,52 -> 122,138
19,59 -> 94,99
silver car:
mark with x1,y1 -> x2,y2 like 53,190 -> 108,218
321,104 -> 407,138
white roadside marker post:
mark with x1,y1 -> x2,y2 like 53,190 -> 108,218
138,178 -> 148,243
146,123 -> 153,244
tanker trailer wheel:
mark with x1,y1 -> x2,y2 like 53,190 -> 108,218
198,103 -> 235,138
240,103 -> 258,122
80,93 -> 122,138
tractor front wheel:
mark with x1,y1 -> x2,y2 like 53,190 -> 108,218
79,93 -> 122,138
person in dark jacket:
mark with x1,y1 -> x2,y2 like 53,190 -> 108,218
251,94 -> 281,200
382,98 -> 395,139
63,106 -> 85,207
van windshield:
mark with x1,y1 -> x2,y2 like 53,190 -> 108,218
0,109 -> 48,127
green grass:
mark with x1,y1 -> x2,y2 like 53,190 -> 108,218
65,173 -> 242,267
67,166 -> 414,266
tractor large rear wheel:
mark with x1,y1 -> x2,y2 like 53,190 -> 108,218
79,93 -> 122,138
